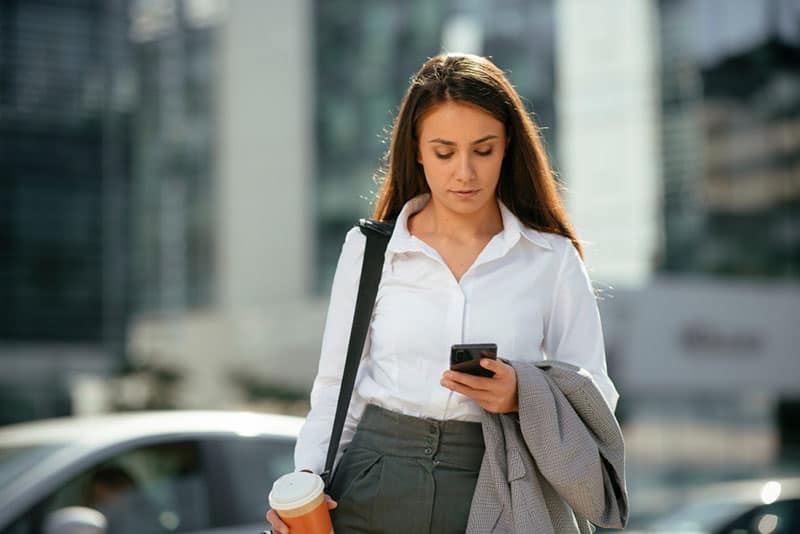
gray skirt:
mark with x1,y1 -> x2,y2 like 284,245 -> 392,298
329,404 -> 485,534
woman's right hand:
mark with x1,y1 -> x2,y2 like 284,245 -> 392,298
265,495 -> 338,534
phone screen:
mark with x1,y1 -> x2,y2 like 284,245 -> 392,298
450,343 -> 497,378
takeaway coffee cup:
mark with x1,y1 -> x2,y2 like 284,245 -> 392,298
269,472 -> 333,534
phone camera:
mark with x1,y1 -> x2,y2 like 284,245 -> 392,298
454,349 -> 468,363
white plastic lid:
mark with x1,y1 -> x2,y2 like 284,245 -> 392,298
269,471 -> 324,510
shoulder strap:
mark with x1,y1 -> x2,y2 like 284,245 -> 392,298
320,218 -> 395,489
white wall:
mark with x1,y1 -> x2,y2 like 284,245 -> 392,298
556,0 -> 661,287
216,0 -> 314,309
603,279 -> 800,396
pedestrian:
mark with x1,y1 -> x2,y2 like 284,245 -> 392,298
267,52 -> 627,533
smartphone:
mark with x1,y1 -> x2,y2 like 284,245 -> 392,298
450,343 -> 497,378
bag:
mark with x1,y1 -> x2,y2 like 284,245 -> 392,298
320,218 -> 395,489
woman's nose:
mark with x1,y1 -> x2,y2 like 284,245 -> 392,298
454,154 -> 477,182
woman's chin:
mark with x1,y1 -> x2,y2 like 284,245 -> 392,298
435,193 -> 495,215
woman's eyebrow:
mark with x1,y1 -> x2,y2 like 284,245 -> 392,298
428,134 -> 499,146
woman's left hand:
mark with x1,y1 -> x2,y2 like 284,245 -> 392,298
440,358 -> 518,413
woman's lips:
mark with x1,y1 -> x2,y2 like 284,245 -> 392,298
450,189 -> 480,199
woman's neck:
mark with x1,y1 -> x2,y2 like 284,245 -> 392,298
411,196 -> 503,241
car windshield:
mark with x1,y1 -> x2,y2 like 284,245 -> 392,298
0,444 -> 65,489
646,499 -> 752,532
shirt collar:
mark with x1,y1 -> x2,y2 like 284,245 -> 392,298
497,199 -> 554,251
387,193 -> 553,254
385,194 -> 429,254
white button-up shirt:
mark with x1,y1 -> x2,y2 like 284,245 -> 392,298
294,194 -> 619,473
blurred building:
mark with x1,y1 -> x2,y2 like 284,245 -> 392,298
127,0 -> 321,409
599,278 -> 800,521
593,0 -> 800,520
658,0 -> 800,278
556,0 -> 800,286
0,0 -> 133,424
0,0 -> 323,419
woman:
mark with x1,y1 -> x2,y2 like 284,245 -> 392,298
267,53 -> 620,533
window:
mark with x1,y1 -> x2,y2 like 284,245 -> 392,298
212,436 -> 295,526
11,440 -> 211,534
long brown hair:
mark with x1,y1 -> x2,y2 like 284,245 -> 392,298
372,53 -> 583,258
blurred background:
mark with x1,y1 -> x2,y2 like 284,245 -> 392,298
1,0 -> 799,530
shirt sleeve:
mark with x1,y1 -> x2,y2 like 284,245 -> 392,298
542,240 -> 620,411
294,227 -> 369,474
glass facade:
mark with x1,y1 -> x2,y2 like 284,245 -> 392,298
0,0 -> 217,338
313,0 -> 558,291
0,0 -> 132,342
658,0 -> 800,279
129,0 -> 217,314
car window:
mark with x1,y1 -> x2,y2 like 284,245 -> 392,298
719,498 -> 800,534
11,440 -> 212,534
0,444 -> 66,489
211,436 -> 295,526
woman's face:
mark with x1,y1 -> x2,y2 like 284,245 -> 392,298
416,100 -> 507,217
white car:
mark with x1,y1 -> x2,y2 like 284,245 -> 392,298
0,411 -> 303,534
631,477 -> 800,534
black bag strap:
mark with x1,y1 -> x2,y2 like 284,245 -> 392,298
320,218 -> 395,489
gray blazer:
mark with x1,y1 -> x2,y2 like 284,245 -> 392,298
467,360 -> 628,533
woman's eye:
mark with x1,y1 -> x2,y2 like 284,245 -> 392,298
476,148 -> 493,156
435,152 -> 454,159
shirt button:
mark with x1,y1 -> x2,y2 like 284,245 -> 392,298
424,447 -> 433,455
